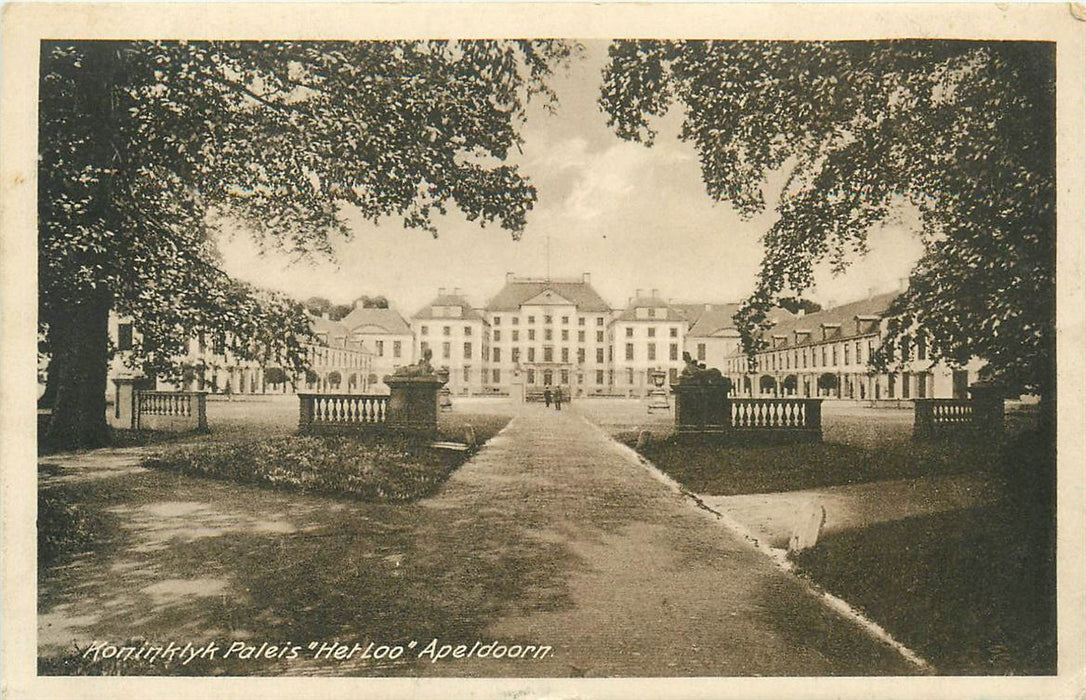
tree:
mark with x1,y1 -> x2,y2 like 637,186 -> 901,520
40,39 -> 575,449
777,297 -> 821,316
600,40 -> 1055,406
304,297 -> 333,317
328,304 -> 354,321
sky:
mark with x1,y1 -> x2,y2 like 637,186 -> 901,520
217,41 -> 925,316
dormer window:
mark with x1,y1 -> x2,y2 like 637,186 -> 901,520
855,315 -> 880,335
821,323 -> 840,341
794,329 -> 811,345
772,334 -> 787,348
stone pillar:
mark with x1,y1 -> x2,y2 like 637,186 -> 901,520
109,377 -> 138,429
384,375 -> 444,436
672,383 -> 732,434
969,382 -> 1005,436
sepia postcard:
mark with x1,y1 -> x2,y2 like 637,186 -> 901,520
2,3 -> 1085,699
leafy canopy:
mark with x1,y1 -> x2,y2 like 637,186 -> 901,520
40,40 -> 576,379
600,40 -> 1055,394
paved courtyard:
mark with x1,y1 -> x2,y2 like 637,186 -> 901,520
39,399 -> 918,676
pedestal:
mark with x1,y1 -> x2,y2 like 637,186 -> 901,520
384,375 -> 444,436
672,383 -> 732,433
110,377 -> 139,429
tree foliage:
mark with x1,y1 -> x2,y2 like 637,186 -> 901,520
600,40 -> 1055,395
40,39 -> 575,448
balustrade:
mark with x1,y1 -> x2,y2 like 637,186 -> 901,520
298,393 -> 388,432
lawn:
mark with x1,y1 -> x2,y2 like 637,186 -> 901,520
790,500 -> 1056,674
37,410 -> 531,676
630,435 -> 1001,496
140,413 -> 511,502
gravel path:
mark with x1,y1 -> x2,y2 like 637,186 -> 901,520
409,404 -> 915,676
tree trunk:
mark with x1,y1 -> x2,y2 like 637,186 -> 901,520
44,294 -> 112,450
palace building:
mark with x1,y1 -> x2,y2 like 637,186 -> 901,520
722,292 -> 982,401
100,273 -> 980,405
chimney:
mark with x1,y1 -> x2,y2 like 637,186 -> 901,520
506,272 -> 514,282
651,288 -> 659,299
635,288 -> 644,299
797,308 -> 805,317
582,272 -> 591,284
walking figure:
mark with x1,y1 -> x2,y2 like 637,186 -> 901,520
543,386 -> 552,408
554,386 -> 563,411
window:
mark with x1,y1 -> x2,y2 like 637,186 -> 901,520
917,335 -> 927,360
528,316 -> 536,324
544,328 -> 552,341
463,366 -> 470,382
561,329 -> 569,341
527,369 -> 535,384
493,368 -> 501,383
393,341 -> 402,358
670,327 -> 678,338
561,369 -> 569,384
697,343 -> 706,362
670,343 -> 678,361
577,348 -> 585,363
442,326 -> 451,336
376,340 -> 384,356
421,325 -> 429,336
493,330 -> 501,342
463,342 -> 472,358
493,347 -> 501,362
512,317 -> 519,325
544,315 -> 552,324
597,317 -> 604,326
626,343 -> 634,360
562,316 -> 569,324
464,326 -> 472,336
625,327 -> 633,338
529,329 -> 536,341
669,368 -> 678,384
117,323 -> 134,351
626,368 -> 634,384
832,345 -> 838,366
856,341 -> 863,364
596,348 -> 604,363
528,347 -> 536,362
512,330 -> 519,342
648,327 -> 656,338
493,316 -> 501,326
561,348 -> 569,363
648,344 -> 656,361
578,317 -> 586,326
844,343 -> 851,365
648,308 -> 656,318
596,370 -> 604,385
578,330 -> 585,342
801,350 -> 807,369
544,347 -> 553,362
901,336 -> 911,361
420,341 -> 430,355
442,342 -> 451,359
821,346 -> 828,366
512,347 -> 520,363
596,331 -> 604,343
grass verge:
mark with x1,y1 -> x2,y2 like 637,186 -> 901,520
140,414 -> 510,502
790,501 -> 1056,674
630,434 -> 998,495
